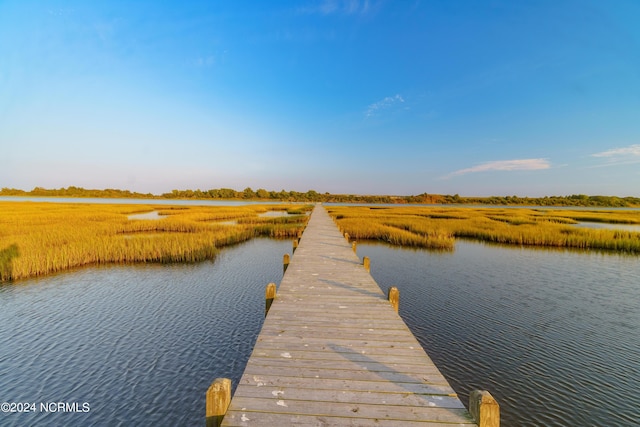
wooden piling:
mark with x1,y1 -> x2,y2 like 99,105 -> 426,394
283,253 -> 290,273
352,241 -> 357,252
469,390 -> 500,427
388,286 -> 399,312
206,378 -> 231,427
292,239 -> 298,253
363,256 -> 370,272
344,232 -> 350,241
265,282 -> 276,316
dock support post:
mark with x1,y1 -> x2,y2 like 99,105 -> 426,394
265,283 -> 276,316
283,253 -> 290,273
388,286 -> 399,312
469,390 -> 500,427
206,378 -> 231,427
363,256 -> 370,272
293,239 -> 298,253
352,241 -> 357,253
344,232 -> 350,242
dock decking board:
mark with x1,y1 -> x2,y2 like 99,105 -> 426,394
221,206 -> 475,426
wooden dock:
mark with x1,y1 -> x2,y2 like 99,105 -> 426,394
208,205 -> 498,426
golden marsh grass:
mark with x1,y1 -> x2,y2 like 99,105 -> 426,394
328,206 -> 640,254
0,202 -> 311,281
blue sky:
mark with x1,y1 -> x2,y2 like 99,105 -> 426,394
1,0 -> 639,196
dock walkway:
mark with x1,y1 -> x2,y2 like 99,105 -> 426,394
221,205 -> 477,426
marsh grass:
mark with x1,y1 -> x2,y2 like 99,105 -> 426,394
0,203 -> 311,281
238,215 -> 310,238
328,206 -> 640,254
330,208 -> 455,250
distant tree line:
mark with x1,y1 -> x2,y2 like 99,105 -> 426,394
162,187 -> 401,203
1,186 -> 639,207
0,186 -> 155,199
442,194 -> 640,207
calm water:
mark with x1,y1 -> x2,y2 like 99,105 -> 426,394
1,238 -> 639,426
359,241 -> 640,427
0,239 -> 289,427
573,221 -> 640,232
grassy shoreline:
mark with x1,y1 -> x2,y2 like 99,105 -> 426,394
328,206 -> 640,254
0,202 -> 311,282
4,203 -> 638,282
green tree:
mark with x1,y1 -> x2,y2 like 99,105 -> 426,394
243,187 -> 255,199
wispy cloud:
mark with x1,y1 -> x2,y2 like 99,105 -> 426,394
589,144 -> 640,167
591,144 -> 640,159
365,94 -> 404,118
298,0 -> 371,16
442,158 -> 551,180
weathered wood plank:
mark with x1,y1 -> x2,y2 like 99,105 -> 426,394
257,328 -> 412,339
265,306 -> 400,316
244,357 -> 446,376
258,328 -> 422,343
225,412 -> 475,427
224,411 -> 475,427
235,386 -> 464,409
261,310 -> 401,320
251,340 -> 435,359
232,386 -> 466,409
239,364 -> 454,385
255,336 -> 423,350
235,373 -> 459,396
248,348 -> 434,364
259,319 -> 410,331
220,206 -> 474,426
225,397 -> 474,423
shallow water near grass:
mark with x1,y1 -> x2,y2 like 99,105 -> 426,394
573,221 -> 640,232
